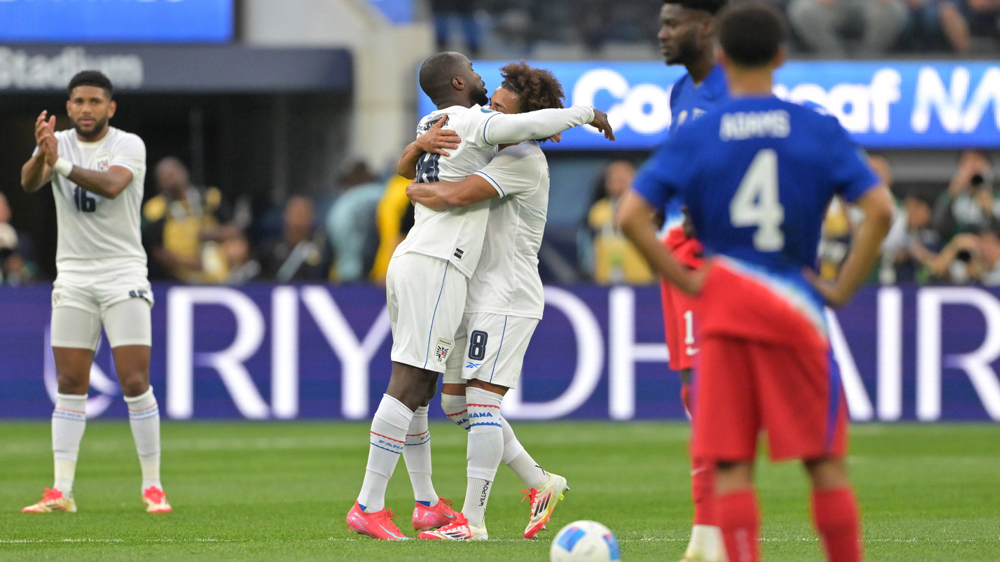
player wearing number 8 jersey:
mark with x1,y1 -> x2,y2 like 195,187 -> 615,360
405,63 -> 589,541
20,70 -> 169,514
619,4 -> 893,561
346,52 -> 614,540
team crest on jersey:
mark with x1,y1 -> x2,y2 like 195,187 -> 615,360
434,338 -> 455,366
95,153 -> 111,172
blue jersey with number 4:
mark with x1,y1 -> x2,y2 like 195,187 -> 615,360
632,96 -> 878,281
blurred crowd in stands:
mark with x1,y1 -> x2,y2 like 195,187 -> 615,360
432,0 -> 1000,57
3,151 -> 997,288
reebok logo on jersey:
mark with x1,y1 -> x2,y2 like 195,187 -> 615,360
434,338 -> 455,366
466,362 -> 481,370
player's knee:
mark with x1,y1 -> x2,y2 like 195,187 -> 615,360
56,371 -> 89,395
117,370 -> 150,397
804,457 -> 850,490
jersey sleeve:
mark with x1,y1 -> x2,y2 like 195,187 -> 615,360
110,134 -> 146,177
823,117 -> 879,203
478,106 -> 594,147
473,143 -> 541,197
631,134 -> 691,212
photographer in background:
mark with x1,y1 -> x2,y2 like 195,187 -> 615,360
932,150 -> 997,241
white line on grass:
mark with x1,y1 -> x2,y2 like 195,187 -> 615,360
2,537 -> 993,545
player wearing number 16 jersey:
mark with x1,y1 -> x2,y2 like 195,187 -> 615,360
20,70 -> 169,514
619,4 -> 893,561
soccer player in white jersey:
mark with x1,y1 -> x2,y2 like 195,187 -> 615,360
19,71 -> 170,514
346,52 -> 613,540
405,62 -> 572,541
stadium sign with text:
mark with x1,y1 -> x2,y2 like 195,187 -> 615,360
0,46 -> 353,93
417,61 -> 1000,150
1,285 -> 999,422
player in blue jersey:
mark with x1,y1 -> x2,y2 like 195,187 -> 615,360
646,1 -> 729,560
619,3 -> 893,561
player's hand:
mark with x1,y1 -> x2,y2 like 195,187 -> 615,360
588,109 -> 615,141
415,116 -> 461,157
40,135 -> 59,167
547,133 -> 562,143
804,267 -> 849,307
35,111 -> 56,147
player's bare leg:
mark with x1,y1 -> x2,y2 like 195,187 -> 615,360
23,347 -> 92,513
805,457 -> 861,562
715,461 -> 759,562
112,343 -> 170,513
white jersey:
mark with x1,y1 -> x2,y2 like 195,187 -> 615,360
465,142 -> 549,319
48,127 -> 147,275
394,104 -> 594,278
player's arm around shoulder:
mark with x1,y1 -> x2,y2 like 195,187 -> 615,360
397,116 -> 461,180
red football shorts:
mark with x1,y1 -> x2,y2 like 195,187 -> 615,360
660,227 -> 704,372
690,261 -> 849,463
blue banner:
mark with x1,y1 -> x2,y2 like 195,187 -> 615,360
0,0 -> 233,44
417,61 -> 1000,151
2,284 -> 1000,421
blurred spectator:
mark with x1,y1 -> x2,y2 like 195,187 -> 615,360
901,0 -> 974,53
932,150 -> 997,241
371,175 -> 414,283
222,232 -> 261,285
262,196 -> 332,282
788,0 -> 909,57
818,198 -> 854,280
881,193 -> 943,283
972,225 -> 1000,285
142,157 -> 231,283
325,162 -> 384,283
0,192 -> 37,286
588,161 -> 654,284
432,0 -> 481,56
965,0 -> 1000,38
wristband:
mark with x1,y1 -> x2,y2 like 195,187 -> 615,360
52,157 -> 73,177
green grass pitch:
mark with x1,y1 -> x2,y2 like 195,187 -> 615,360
1,421 -> 998,561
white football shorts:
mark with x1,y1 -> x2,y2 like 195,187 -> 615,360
444,312 -> 538,389
386,253 -> 469,373
50,270 -> 154,349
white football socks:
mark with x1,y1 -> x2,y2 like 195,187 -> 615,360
358,394 -> 413,512
124,386 -> 162,491
403,405 -> 438,506
442,390 -> 549,490
52,393 -> 87,496
441,393 -> 470,430
463,387 -> 504,528
501,417 -> 549,490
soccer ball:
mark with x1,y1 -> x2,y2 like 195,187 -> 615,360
550,520 -> 621,562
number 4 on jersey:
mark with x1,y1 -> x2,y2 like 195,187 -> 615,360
73,187 -> 97,213
730,149 -> 784,251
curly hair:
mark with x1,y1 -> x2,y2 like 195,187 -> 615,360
499,62 -> 566,114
